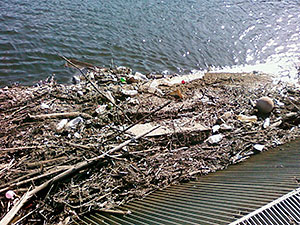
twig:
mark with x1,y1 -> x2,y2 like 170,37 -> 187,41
28,112 -> 92,120
0,125 -> 160,225
59,55 -> 132,123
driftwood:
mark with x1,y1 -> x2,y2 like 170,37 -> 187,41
28,112 -> 92,120
0,125 -> 159,225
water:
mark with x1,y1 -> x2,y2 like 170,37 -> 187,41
0,0 -> 300,86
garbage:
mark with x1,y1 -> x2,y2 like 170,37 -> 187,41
263,118 -> 270,129
120,89 -> 138,97
206,134 -> 224,144
56,119 -> 69,132
256,96 -> 274,114
212,125 -> 220,133
5,190 -> 15,200
40,103 -> 50,109
253,144 -> 264,152
168,89 -> 183,99
95,105 -> 107,114
220,124 -> 233,131
72,75 -> 81,84
65,117 -> 83,130
237,114 -> 258,123
1,59 -> 300,224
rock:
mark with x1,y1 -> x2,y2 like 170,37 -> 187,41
256,97 -> 274,114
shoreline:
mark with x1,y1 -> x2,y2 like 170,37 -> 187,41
1,64 -> 300,224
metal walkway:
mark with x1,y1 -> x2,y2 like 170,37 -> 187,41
81,140 -> 300,225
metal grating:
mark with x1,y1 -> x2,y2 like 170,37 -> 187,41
230,187 -> 300,225
81,140 -> 300,225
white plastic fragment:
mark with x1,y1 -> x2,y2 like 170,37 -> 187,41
253,144 -> 264,151
263,118 -> 270,129
74,132 -> 82,139
206,134 -> 224,144
220,124 -> 233,131
5,190 -> 15,199
65,117 -> 83,130
212,125 -> 220,133
121,89 -> 138,96
134,72 -> 148,81
40,103 -> 50,109
96,105 -> 107,114
56,119 -> 68,132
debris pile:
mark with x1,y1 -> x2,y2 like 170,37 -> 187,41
1,58 -> 300,224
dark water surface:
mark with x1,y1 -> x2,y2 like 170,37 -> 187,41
0,0 -> 300,85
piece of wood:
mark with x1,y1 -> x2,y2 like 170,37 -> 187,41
98,209 -> 131,215
28,112 -> 92,120
0,125 -> 160,225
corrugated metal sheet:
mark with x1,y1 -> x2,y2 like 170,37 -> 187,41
81,140 -> 300,225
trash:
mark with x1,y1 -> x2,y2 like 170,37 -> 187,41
121,89 -> 138,97
40,103 -> 50,109
212,125 -> 220,133
120,77 -> 126,83
263,118 -> 270,129
206,134 -> 224,144
168,89 -> 183,99
181,80 -> 186,84
96,105 -> 107,114
253,144 -> 264,152
256,96 -> 274,114
220,124 -> 233,131
56,119 -> 69,132
74,132 -> 82,139
72,75 -> 81,84
5,190 -> 15,199
65,117 -> 83,130
133,72 -> 148,81
237,114 -> 257,123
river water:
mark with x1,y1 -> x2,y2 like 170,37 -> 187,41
0,0 -> 300,86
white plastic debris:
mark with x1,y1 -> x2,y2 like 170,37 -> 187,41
220,124 -> 233,131
56,119 -> 68,132
121,89 -> 138,96
65,117 -> 83,130
206,134 -> 224,144
263,118 -> 270,129
72,75 -> 81,84
40,103 -> 50,109
5,190 -> 15,199
134,72 -> 148,81
74,132 -> 82,139
237,114 -> 257,123
212,125 -> 220,133
96,105 -> 107,114
253,144 -> 264,151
